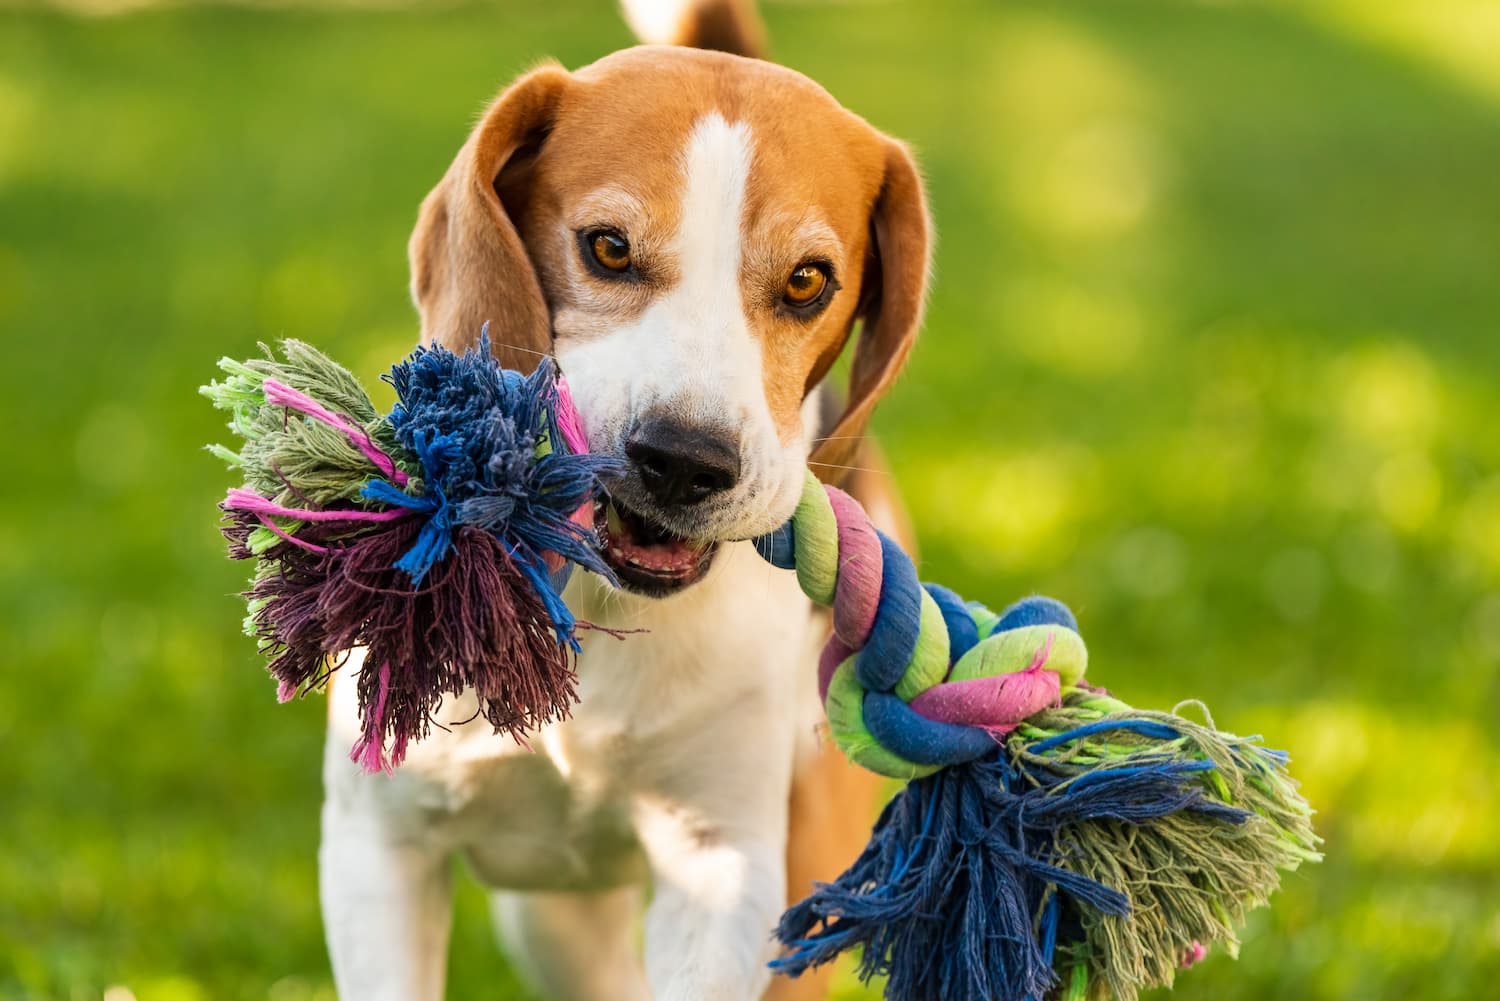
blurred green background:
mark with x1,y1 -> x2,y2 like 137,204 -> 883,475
3,0 -> 1498,998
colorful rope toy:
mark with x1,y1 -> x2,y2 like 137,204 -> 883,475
203,335 -> 619,771
758,473 -> 1320,1000
205,335 -> 1320,1001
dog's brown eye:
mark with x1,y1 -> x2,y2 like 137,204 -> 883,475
783,263 -> 829,307
589,231 -> 632,272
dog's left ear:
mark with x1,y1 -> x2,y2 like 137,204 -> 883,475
810,138 -> 932,473
408,64 -> 573,372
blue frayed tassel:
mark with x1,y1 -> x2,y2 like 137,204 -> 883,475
516,549 -> 582,652
360,476 -> 452,587
774,743 -> 1246,1001
376,331 -> 623,592
392,490 -> 453,586
1026,892 -> 1061,1001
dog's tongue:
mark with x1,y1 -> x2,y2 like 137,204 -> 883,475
599,502 -> 708,573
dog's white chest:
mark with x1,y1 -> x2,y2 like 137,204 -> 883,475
322,540 -> 818,894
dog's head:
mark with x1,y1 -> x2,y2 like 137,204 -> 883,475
410,47 -> 929,596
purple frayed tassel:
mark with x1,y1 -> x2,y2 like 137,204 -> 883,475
208,338 -> 622,773
225,509 -> 579,773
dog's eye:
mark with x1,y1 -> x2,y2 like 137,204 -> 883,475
783,262 -> 829,307
587,230 -> 632,273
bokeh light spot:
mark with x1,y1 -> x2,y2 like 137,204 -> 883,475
0,73 -> 34,184
1453,476 -> 1500,580
1000,272 -> 1148,377
1374,450 -> 1443,533
1032,117 -> 1168,241
907,445 -> 1097,572
1335,341 -> 1441,448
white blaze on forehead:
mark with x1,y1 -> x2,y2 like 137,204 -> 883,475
676,113 -> 754,321
651,111 -> 766,422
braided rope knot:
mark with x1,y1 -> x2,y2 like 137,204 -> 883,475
757,471 -> 1089,778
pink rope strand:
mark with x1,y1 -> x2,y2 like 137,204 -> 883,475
261,379 -> 408,486
349,660 -> 393,774
224,488 -> 411,523
255,513 -> 331,555
553,376 -> 590,454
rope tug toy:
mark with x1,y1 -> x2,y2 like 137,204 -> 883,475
205,335 -> 1320,1001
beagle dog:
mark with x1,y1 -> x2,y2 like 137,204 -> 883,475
319,2 -> 930,998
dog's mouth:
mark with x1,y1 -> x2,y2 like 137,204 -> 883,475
594,498 -> 718,597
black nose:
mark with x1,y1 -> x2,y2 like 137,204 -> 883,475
625,418 -> 741,507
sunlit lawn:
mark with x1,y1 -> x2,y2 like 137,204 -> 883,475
2,1 -> 1498,999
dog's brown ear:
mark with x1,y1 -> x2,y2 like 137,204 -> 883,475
409,64 -> 572,372
811,139 -> 932,473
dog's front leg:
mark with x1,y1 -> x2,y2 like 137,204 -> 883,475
638,803 -> 787,1000
634,734 -> 793,1001
319,781 -> 453,1001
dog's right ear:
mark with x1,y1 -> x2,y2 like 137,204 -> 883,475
808,138 -> 931,474
409,64 -> 572,372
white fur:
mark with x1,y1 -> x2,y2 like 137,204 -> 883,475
320,113 -> 826,1000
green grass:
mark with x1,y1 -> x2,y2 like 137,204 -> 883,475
2,1 -> 1498,999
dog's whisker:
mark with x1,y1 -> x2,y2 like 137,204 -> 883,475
807,460 -> 889,476
488,338 -> 555,360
